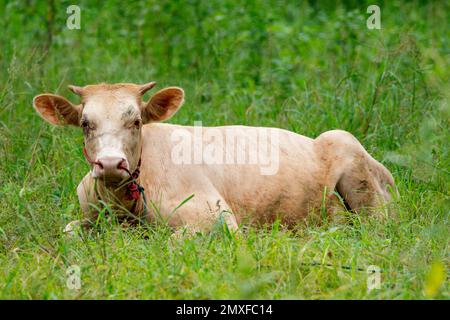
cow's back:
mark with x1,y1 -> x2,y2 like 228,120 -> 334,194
140,123 -> 327,224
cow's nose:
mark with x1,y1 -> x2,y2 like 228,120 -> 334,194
94,157 -> 128,179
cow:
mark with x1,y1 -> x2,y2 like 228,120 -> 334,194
32,82 -> 397,234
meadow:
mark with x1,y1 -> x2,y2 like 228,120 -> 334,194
0,0 -> 448,299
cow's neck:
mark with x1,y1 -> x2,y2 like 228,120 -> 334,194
92,177 -> 145,222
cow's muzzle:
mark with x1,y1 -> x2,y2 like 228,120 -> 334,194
93,156 -> 129,181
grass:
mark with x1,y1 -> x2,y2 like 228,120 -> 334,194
0,0 -> 448,299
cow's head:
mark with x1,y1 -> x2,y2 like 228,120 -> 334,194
33,82 -> 184,183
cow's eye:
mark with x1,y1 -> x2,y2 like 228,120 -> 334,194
134,120 -> 141,127
81,120 -> 93,134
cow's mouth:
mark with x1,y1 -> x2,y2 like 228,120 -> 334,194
92,163 -> 131,183
93,172 -> 130,185
95,165 -> 144,202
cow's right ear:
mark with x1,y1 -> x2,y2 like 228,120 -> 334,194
33,94 -> 81,126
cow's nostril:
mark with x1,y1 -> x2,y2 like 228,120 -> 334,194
117,159 -> 127,170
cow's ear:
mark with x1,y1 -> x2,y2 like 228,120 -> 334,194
33,94 -> 81,126
142,87 -> 184,123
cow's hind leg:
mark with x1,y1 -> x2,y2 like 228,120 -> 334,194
317,130 -> 397,214
336,154 -> 397,213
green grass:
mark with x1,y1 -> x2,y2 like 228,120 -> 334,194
0,0 -> 448,299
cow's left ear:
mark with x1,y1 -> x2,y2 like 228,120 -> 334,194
142,87 -> 184,123
33,94 -> 81,126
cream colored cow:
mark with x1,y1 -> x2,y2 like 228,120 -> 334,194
33,82 -> 397,233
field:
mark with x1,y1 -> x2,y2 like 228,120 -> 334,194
0,0 -> 448,299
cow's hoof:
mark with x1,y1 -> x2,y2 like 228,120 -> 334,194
64,220 -> 81,236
